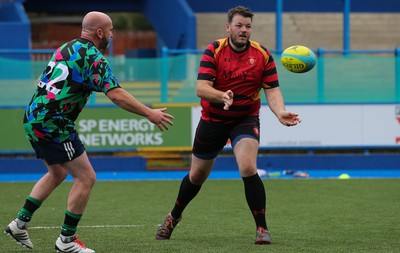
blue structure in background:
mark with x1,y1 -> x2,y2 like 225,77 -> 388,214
0,0 -> 30,59
20,0 -> 197,52
1,0 -> 399,58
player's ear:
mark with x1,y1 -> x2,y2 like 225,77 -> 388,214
96,28 -> 103,38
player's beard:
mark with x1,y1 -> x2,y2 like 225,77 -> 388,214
230,33 -> 249,50
98,37 -> 109,53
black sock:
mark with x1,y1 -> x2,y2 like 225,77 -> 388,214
171,174 -> 202,219
17,196 -> 42,222
61,210 -> 82,236
242,173 -> 268,230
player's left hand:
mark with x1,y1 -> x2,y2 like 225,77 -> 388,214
278,111 -> 301,127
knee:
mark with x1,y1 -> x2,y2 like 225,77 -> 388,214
239,164 -> 257,177
189,171 -> 207,185
74,170 -> 96,189
85,171 -> 96,188
49,169 -> 68,183
90,173 -> 96,187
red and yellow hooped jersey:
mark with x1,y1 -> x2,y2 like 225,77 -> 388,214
197,38 -> 279,123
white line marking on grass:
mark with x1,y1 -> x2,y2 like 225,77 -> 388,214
30,224 -> 144,229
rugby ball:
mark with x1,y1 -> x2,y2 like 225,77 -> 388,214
281,45 -> 316,73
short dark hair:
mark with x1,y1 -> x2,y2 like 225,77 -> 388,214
227,6 -> 254,23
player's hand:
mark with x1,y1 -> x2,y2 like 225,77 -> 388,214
147,108 -> 174,131
222,90 -> 234,110
278,111 -> 301,127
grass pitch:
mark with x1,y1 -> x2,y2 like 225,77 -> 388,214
1,178 -> 399,253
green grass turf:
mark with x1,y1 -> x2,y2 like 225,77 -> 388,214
1,178 -> 399,253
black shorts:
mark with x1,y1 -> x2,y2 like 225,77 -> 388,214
30,137 -> 85,165
192,116 -> 260,160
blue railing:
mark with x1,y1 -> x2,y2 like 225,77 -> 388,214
314,48 -> 400,103
160,47 -> 203,103
1,47 -> 399,105
161,47 -> 400,104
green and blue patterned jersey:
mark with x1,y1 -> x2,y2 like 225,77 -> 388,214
23,38 -> 120,143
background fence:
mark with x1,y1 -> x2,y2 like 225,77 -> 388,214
0,48 -> 399,106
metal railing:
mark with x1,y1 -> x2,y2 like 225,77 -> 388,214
1,47 -> 400,105
161,47 -> 400,104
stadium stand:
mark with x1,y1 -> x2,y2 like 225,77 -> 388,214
197,13 -> 400,50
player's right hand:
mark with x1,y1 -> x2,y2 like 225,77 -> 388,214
147,108 -> 174,131
222,90 -> 234,110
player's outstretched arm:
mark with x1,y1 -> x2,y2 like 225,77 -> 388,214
106,88 -> 174,131
265,87 -> 301,127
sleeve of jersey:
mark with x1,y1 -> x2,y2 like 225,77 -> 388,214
197,43 -> 217,81
262,53 -> 279,89
89,56 -> 121,93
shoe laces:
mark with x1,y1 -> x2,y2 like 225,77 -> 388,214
164,217 -> 175,229
73,235 -> 87,249
257,226 -> 267,237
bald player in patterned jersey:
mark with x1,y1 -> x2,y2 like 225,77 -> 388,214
4,11 -> 174,253
156,6 -> 301,245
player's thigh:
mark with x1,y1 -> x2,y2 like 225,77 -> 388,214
62,151 -> 96,181
230,116 -> 260,175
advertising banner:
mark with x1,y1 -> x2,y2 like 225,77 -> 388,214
0,108 -> 28,152
0,106 -> 192,152
76,106 -> 192,150
191,104 -> 400,148
1,104 -> 399,153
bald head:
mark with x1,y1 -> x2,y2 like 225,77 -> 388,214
82,11 -> 112,33
81,11 -> 113,51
